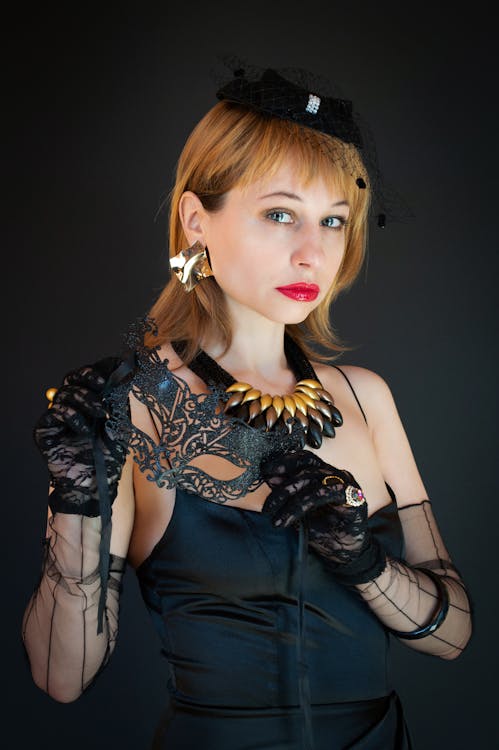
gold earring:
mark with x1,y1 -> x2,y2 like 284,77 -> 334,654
169,240 -> 213,292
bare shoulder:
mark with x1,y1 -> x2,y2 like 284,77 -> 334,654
315,362 -> 428,506
315,362 -> 395,423
156,342 -> 210,393
326,364 -> 391,393
156,342 -> 184,372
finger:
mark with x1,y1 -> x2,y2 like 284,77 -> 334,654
263,482 -> 334,527
290,450 -> 327,472
265,472 -> 314,493
261,486 -> 288,519
262,461 -> 328,490
262,474 -> 320,510
261,482 -> 311,520
319,477 -> 354,504
60,355 -> 125,399
53,386 -> 107,420
329,501 -> 368,522
339,470 -> 362,490
278,489 -> 339,527
261,448 -> 322,480
43,401 -> 94,436
92,356 -> 124,383
63,366 -> 107,392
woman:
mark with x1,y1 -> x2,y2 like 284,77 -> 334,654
22,65 -> 472,749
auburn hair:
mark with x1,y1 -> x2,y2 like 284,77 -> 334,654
146,101 -> 371,362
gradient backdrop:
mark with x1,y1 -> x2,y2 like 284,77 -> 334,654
5,3 -> 498,748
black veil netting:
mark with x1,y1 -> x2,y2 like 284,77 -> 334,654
210,55 -> 414,228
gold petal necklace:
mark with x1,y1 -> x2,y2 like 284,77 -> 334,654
176,335 -> 342,450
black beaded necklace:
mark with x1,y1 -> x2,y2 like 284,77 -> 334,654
173,335 -> 343,450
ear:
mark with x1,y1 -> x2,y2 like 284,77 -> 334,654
178,191 -> 207,246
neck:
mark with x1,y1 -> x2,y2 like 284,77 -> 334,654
206,325 -> 287,378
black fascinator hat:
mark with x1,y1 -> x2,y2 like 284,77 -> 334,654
217,68 -> 363,148
214,59 -> 411,228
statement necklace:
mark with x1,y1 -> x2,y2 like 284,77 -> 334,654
223,378 -> 341,448
181,335 -> 343,450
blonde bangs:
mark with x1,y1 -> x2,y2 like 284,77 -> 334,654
240,126 -> 365,197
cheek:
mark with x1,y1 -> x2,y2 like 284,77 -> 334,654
327,241 -> 346,272
208,245 -> 255,290
208,221 -> 270,277
319,244 -> 346,295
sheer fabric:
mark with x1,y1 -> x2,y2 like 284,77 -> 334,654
22,511 -> 126,702
22,497 -> 471,706
356,500 -> 472,658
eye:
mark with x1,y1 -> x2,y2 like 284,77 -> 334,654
266,210 -> 294,224
321,216 -> 348,229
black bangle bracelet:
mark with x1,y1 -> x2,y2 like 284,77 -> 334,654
387,567 -> 450,640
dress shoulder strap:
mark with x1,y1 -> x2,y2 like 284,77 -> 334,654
332,366 -> 368,425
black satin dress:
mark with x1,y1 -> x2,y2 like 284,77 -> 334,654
135,485 -> 413,749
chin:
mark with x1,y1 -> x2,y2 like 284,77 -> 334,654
263,309 -> 313,326
279,301 -> 320,326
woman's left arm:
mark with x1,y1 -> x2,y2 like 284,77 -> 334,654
262,369 -> 473,660
356,500 -> 472,659
346,368 -> 473,659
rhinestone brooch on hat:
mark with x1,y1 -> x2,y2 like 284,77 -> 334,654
305,94 -> 321,114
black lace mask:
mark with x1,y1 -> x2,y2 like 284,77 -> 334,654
106,321 -> 305,502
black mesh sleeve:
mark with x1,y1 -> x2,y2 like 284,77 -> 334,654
22,511 -> 126,702
356,500 -> 472,658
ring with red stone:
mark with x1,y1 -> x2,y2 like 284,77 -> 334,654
345,486 -> 365,507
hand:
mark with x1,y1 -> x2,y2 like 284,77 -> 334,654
34,357 -> 129,517
261,449 -> 386,585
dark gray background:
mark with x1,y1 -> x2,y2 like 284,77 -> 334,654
5,2 -> 498,748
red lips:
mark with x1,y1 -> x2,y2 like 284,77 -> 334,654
276,283 -> 320,301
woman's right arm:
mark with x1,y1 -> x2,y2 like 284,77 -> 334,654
22,358 -> 135,703
22,453 -> 135,703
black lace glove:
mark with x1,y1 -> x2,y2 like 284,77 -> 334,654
261,449 -> 387,585
33,357 -> 129,517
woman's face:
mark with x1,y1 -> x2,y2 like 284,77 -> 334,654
200,159 -> 349,326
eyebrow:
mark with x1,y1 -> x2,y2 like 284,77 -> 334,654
258,191 -> 349,208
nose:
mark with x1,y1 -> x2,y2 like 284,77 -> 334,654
290,226 -> 325,269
